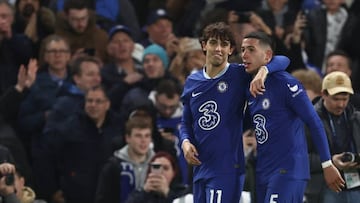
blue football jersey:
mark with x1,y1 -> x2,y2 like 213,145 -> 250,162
179,56 -> 290,183
180,63 -> 249,181
247,71 -> 331,184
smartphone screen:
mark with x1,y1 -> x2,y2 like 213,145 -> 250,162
151,163 -> 162,174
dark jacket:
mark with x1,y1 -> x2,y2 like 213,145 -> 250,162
120,71 -> 180,118
0,144 -> 15,163
101,63 -> 144,114
42,84 -> 85,135
304,6 -> 356,70
306,98 -> 360,196
38,110 -> 124,203
17,69 -> 72,155
95,157 -> 136,203
303,7 -> 328,70
0,128 -> 31,186
101,62 -> 144,91
0,86 -> 28,124
18,69 -> 72,134
0,34 -> 33,95
337,3 -> 360,92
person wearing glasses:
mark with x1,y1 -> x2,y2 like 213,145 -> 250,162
54,0 -> 108,62
43,55 -> 102,141
149,79 -> 190,186
37,85 -> 123,203
18,34 -> 72,138
17,34 -> 72,197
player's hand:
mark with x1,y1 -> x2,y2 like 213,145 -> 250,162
250,66 -> 267,97
323,164 -> 345,193
182,140 -> 201,165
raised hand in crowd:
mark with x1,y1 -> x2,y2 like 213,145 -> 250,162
248,12 -> 272,36
24,12 -> 38,42
15,59 -> 38,93
285,12 -> 306,44
165,33 -> 180,58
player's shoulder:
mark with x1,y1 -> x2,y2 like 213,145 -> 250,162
187,69 -> 203,81
269,71 -> 302,90
229,63 -> 246,71
271,71 -> 299,83
270,71 -> 305,97
222,63 -> 247,78
182,71 -> 203,98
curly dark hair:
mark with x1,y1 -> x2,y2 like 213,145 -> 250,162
199,21 -> 236,49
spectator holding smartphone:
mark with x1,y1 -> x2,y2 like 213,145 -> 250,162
126,151 -> 187,203
0,162 -> 46,203
0,162 -> 18,203
95,115 -> 155,203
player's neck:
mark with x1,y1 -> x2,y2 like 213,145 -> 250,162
205,63 -> 226,78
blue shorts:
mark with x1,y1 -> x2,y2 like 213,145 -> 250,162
193,174 -> 245,203
256,175 -> 307,203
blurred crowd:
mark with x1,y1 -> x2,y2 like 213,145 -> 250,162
0,0 -> 360,203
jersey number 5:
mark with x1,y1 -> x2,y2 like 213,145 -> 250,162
270,194 -> 278,203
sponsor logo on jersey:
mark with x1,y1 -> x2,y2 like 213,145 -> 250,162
253,114 -> 268,144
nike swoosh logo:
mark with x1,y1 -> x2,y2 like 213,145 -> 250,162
192,92 -> 202,97
287,84 -> 299,92
248,101 -> 254,105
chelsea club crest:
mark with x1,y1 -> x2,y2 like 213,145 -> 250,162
262,98 -> 270,110
217,81 -> 228,93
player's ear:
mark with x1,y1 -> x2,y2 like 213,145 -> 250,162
264,49 -> 273,63
229,47 -> 235,55
201,41 -> 207,51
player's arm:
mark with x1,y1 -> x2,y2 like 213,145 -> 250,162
179,97 -> 201,166
289,83 -> 345,192
250,55 -> 290,97
265,55 -> 290,73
